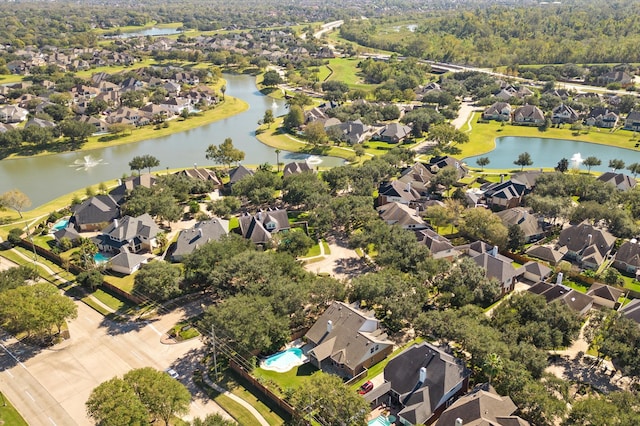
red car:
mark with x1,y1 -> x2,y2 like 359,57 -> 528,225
358,381 -> 374,395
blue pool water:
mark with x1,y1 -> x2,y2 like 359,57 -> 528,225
368,416 -> 392,426
263,348 -> 304,372
94,253 -> 110,264
52,219 -> 69,231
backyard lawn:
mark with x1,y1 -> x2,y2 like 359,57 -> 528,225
253,362 -> 319,396
0,392 -> 28,426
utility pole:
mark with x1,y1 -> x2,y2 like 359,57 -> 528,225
211,325 -> 219,382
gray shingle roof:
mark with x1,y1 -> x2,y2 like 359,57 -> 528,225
435,387 -> 528,426
172,219 -> 229,259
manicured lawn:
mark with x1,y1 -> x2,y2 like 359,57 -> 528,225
621,275 -> 640,293
253,362 -> 319,396
325,58 -> 373,91
463,112 -> 640,159
169,322 -> 200,341
215,394 -> 262,426
218,372 -> 287,425
563,278 -> 590,294
92,288 -> 132,312
104,272 -> 136,293
305,243 -> 322,257
321,240 -> 331,255
0,392 -> 28,426
228,216 -> 239,231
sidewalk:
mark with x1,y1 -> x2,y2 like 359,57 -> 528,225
202,372 -> 270,426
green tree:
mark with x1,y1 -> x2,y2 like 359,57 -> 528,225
207,196 -> 241,218
262,70 -> 283,87
86,377 -> 150,426
609,158 -> 625,172
555,158 -> 569,173
304,121 -> 328,146
507,224 -> 526,252
483,353 -> 503,385
583,156 -> 601,173
459,208 -> 508,248
276,230 -> 314,257
514,152 -> 533,171
205,138 -> 245,169
133,261 -> 182,301
220,85 -> 226,100
262,109 -> 274,126
283,105 -> 304,131
0,189 -> 31,218
425,205 -> 453,233
288,371 -> 369,426
627,162 -> 640,177
58,120 -> 95,145
476,157 -> 490,171
123,367 -> 191,426
191,414 -> 237,426
282,172 -> 329,209
201,295 -> 289,354
128,156 -> 146,175
77,270 -> 104,290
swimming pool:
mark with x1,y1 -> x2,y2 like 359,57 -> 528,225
94,252 -> 110,264
368,416 -> 392,426
52,218 -> 69,231
262,348 -> 305,373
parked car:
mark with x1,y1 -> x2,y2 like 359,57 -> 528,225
166,368 -> 179,379
358,381 -> 374,395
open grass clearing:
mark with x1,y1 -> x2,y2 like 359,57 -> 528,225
0,392 -> 29,426
253,362 -> 319,397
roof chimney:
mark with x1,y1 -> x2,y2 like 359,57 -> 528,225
556,272 -> 564,285
113,218 -> 119,228
194,162 -> 197,169
327,320 -> 333,334
198,228 -> 203,238
455,419 -> 463,426
490,245 -> 498,257
500,174 -> 504,183
419,367 -> 427,383
587,234 -> 593,245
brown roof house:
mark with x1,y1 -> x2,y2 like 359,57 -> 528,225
495,207 -> 545,243
397,163 -> 435,195
482,102 -> 512,122
177,166 -> 222,187
377,202 -> 428,230
305,301 -> 393,379
238,208 -> 289,245
596,172 -> 636,192
471,246 -> 519,294
415,229 -> 460,260
525,244 -> 567,266
620,299 -> 640,325
383,342 -> 470,426
482,180 -> 528,210
586,283 -> 624,309
512,104 -> 545,126
551,103 -> 579,124
283,161 -> 314,177
528,281 -> 594,316
557,221 -> 616,270
377,180 -> 422,207
435,385 -> 530,426
614,240 -> 640,277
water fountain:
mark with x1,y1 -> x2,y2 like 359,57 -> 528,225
271,99 -> 278,110
570,152 -> 584,169
306,155 -> 322,165
70,155 -> 106,171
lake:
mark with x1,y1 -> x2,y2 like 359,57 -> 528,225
117,27 -> 183,38
463,136 -> 640,172
0,74 -> 344,207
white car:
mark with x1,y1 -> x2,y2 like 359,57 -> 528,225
166,368 -> 179,379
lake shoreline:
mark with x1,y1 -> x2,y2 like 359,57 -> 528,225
0,96 -> 249,162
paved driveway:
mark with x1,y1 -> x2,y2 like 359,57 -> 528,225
0,300 -> 227,425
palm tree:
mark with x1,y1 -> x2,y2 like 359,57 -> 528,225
483,353 -> 503,385
275,149 -> 281,173
220,85 -> 226,101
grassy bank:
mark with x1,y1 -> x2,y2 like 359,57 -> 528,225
461,112 -> 640,159
0,392 -> 28,426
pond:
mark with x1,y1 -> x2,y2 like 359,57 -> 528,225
463,136 -> 640,173
116,27 -> 183,38
0,74 -> 344,207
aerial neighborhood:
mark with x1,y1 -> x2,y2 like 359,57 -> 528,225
3,1 -> 640,426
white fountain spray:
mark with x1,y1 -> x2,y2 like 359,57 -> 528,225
570,153 -> 584,170
70,155 -> 107,171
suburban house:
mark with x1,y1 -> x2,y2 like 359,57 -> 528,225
512,104 -> 545,126
110,173 -> 158,202
283,161 -> 314,177
551,103 -> 580,124
613,240 -> 640,276
108,252 -> 149,275
96,214 -> 160,254
481,179 -> 527,210
518,261 -> 553,284
528,282 -> 594,316
435,385 -> 530,426
585,108 -> 619,128
427,156 -> 468,179
383,342 -> 470,426
471,246 -> 519,294
482,102 -> 512,121
397,163 -> 435,195
596,172 -> 637,191
586,283 -> 624,309
597,71 -> 633,87
377,123 -> 413,143
53,225 -> 81,246
377,202 -> 428,230
556,221 -> 616,270
70,195 -> 120,232
227,165 -> 254,188
171,219 -> 229,262
305,301 -> 393,379
326,119 -> 372,144
238,208 -> 289,245
525,244 -> 567,266
624,111 -> 640,132
176,166 -> 222,187
620,299 -> 640,325
415,229 -> 460,260
0,105 -> 29,123
377,180 -> 422,207
495,207 -> 545,243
